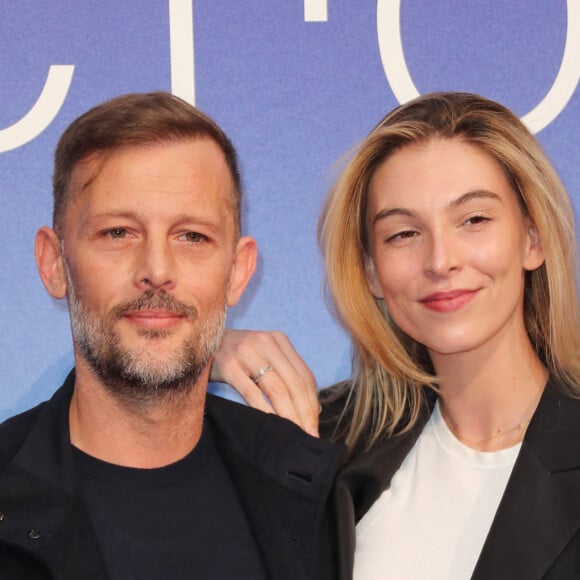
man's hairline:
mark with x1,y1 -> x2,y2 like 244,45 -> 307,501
54,136 -> 241,241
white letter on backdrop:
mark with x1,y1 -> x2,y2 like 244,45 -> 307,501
169,0 -> 196,105
376,0 -> 579,133
305,0 -> 328,22
0,65 -> 74,153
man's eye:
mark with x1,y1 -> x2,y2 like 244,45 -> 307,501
107,228 -> 127,239
179,231 -> 207,243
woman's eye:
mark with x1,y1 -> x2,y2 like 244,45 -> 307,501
464,215 -> 490,226
386,230 -> 417,243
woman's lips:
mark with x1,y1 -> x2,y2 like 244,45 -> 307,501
419,289 -> 479,312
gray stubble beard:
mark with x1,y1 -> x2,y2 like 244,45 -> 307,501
64,262 -> 226,407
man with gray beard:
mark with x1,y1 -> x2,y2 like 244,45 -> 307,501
0,92 -> 341,580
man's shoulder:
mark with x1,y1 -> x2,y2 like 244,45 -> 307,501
204,392 -> 274,443
205,391 -> 300,436
204,391 -> 266,424
0,401 -> 47,468
205,392 -> 344,458
0,374 -> 72,472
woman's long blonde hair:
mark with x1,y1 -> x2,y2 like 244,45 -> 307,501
319,92 -> 580,452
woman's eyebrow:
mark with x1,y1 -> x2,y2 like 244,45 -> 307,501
372,206 -> 414,227
372,189 -> 502,227
449,189 -> 502,208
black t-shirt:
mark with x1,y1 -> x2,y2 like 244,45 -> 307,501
73,422 -> 268,580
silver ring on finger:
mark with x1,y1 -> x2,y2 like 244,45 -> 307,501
251,365 -> 274,385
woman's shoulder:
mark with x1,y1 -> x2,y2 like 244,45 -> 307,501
536,375 -> 580,424
318,380 -> 355,442
320,380 -> 352,412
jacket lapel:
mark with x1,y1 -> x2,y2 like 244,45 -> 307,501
333,402 -> 431,580
206,394 -> 344,580
473,381 -> 580,579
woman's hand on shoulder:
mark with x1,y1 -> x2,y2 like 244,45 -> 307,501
211,329 -> 320,437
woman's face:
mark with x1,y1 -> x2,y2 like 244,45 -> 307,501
365,138 -> 544,362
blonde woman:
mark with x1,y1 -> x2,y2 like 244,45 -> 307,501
213,92 -> 580,579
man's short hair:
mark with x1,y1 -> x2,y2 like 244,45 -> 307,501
52,92 -> 242,237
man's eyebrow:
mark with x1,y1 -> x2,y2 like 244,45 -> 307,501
86,212 -> 221,231
88,210 -> 138,220
171,214 -> 221,232
449,189 -> 502,208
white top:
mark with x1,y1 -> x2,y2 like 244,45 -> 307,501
354,401 -> 521,580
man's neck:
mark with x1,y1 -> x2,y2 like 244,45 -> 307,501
69,360 -> 208,468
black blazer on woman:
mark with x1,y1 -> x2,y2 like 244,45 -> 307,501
321,377 -> 580,580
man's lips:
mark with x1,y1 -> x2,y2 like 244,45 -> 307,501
419,289 -> 479,312
122,309 -> 186,329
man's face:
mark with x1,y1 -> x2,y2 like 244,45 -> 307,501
46,139 -> 253,402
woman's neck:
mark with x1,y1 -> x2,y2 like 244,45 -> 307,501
431,332 -> 548,452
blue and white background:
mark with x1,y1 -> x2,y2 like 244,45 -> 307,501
0,1 -> 578,419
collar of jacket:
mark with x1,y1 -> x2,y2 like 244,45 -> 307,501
0,370 -> 107,578
0,370 -> 344,580
472,377 -> 580,579
329,387 -> 433,580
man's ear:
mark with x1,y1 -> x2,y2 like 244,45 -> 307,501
523,220 -> 545,272
226,236 -> 258,306
364,255 -> 384,299
35,227 -> 67,299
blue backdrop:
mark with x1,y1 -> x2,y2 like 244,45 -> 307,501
1,1 -> 578,419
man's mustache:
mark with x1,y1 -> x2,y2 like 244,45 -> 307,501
110,290 -> 198,320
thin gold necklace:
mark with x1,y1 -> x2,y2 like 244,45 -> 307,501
442,413 -> 530,451
440,390 -> 541,452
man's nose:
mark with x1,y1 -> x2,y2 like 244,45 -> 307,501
134,238 -> 176,291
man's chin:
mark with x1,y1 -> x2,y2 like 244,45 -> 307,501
118,332 -> 186,358
71,302 -> 225,404
97,362 -> 202,405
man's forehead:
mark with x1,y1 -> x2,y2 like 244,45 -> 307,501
62,142 -> 237,234
68,151 -> 111,195
70,140 -> 225,185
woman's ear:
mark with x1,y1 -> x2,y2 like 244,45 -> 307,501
364,255 -> 384,299
35,227 -> 67,299
226,236 -> 258,306
523,220 -> 545,272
